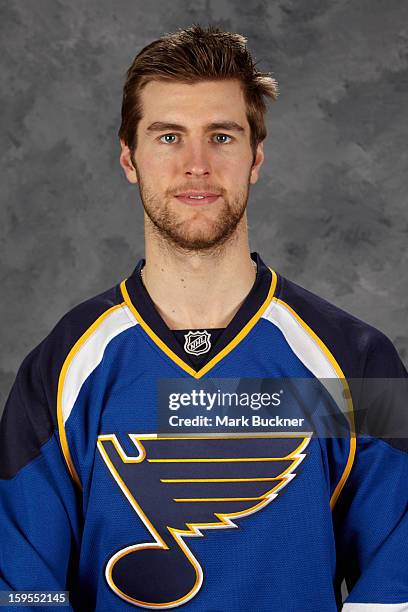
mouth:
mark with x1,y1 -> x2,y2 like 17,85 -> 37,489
174,192 -> 221,206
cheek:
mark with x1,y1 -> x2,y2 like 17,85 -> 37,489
216,156 -> 251,187
142,149 -> 179,178
215,146 -> 253,170
137,154 -> 171,183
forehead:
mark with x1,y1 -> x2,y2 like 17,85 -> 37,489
138,79 -> 249,127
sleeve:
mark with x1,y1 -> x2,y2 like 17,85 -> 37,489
334,332 -> 408,611
0,341 -> 81,610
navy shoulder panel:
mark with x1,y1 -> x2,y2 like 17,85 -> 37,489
39,283 -> 123,412
0,282 -> 124,479
279,274 -> 408,452
278,274 -> 405,378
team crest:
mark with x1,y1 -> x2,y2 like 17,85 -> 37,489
97,433 -> 310,609
183,330 -> 211,355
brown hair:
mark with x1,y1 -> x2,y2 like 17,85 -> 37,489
118,24 -> 279,164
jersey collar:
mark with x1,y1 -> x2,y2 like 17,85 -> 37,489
120,252 -> 278,378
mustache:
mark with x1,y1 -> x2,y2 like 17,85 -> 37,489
167,185 -> 226,196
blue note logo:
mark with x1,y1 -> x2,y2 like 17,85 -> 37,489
97,434 -> 310,609
183,330 -> 211,355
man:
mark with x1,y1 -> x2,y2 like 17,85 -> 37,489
1,25 -> 407,611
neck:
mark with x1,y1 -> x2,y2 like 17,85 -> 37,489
141,214 -> 256,330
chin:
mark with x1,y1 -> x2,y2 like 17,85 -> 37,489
170,234 -> 220,250
169,225 -> 237,251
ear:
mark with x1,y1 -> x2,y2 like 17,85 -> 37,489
249,141 -> 264,185
119,139 -> 138,184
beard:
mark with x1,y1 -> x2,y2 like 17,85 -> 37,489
135,166 -> 251,253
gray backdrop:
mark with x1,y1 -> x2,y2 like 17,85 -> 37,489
1,0 -> 408,414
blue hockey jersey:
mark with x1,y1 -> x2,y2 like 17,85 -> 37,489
1,252 -> 407,611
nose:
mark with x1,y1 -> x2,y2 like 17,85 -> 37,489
182,141 -> 211,177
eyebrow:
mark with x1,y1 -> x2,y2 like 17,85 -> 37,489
146,121 -> 245,134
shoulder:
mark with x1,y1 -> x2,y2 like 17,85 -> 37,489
275,273 -> 406,378
13,281 -> 125,378
0,281 -> 128,479
37,282 -> 125,395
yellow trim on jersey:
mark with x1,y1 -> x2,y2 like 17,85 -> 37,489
274,298 -> 357,510
56,302 -> 127,489
120,268 -> 277,379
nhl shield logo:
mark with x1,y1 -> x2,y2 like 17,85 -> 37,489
184,330 -> 211,355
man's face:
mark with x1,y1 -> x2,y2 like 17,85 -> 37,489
120,78 -> 264,251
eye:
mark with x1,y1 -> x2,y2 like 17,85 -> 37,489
159,134 -> 179,144
213,134 -> 232,144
